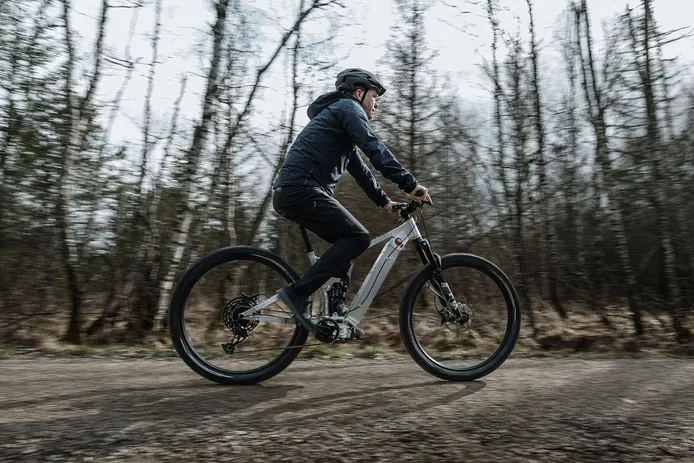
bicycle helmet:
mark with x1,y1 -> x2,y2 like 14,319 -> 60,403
335,68 -> 386,98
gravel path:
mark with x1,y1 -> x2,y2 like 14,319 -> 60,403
1,356 -> 693,462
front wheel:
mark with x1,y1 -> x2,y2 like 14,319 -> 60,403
399,253 -> 521,381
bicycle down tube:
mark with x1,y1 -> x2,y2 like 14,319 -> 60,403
341,217 -> 421,325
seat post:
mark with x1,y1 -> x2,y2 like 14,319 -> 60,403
299,225 -> 313,253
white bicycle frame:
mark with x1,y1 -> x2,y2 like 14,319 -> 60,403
240,216 -> 423,328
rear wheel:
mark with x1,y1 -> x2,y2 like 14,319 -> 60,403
168,246 -> 309,385
399,253 -> 521,381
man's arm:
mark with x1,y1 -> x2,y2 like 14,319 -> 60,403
334,100 -> 418,194
346,148 -> 391,207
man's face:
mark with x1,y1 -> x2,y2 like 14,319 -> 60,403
358,88 -> 379,121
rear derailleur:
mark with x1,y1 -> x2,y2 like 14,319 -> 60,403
221,293 -> 259,354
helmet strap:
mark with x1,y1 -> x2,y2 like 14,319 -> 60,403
359,87 -> 368,104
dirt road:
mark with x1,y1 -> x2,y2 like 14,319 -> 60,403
1,356 -> 693,462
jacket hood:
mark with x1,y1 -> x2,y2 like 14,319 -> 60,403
307,91 -> 355,119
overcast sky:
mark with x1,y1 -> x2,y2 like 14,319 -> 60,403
69,0 -> 694,172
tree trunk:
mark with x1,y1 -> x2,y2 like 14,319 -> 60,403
485,0 -> 510,222
59,0 -> 109,343
631,0 -> 691,341
507,37 -> 536,336
248,22 -> 303,245
154,0 -> 232,332
527,0 -> 563,317
576,0 -> 644,335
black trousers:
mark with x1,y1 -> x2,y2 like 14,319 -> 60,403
272,185 -> 371,297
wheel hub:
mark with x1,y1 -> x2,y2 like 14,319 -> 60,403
436,298 -> 473,329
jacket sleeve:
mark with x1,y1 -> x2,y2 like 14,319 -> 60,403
346,148 -> 391,207
334,100 -> 418,194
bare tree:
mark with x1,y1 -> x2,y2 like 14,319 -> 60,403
0,7 -> 20,230
247,1 -> 305,246
377,0 -> 442,181
623,0 -> 691,341
153,0 -> 342,331
187,3 -> 253,262
138,0 -> 161,195
506,35 -> 536,335
551,5 -> 605,318
59,0 -> 110,343
526,0 -> 563,317
152,0 -> 232,332
484,0 -> 511,227
575,0 -> 644,335
482,0 -> 536,334
114,0 -> 164,337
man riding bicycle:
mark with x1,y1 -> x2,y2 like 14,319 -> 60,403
272,68 -> 432,332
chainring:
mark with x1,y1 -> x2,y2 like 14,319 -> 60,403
314,318 -> 340,343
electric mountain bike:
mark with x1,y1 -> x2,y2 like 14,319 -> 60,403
168,198 -> 521,385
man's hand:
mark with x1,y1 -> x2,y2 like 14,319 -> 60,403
410,185 -> 433,204
384,201 -> 397,215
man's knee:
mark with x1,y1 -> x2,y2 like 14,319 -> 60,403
353,230 -> 371,254
334,229 -> 370,257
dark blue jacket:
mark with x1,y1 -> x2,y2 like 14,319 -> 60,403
273,91 -> 417,207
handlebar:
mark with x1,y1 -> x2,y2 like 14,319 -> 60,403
392,198 -> 431,220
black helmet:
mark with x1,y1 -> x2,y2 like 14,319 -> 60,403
335,68 -> 386,96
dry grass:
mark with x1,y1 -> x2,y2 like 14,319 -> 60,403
2,299 -> 693,358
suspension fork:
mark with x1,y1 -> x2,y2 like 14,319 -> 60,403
413,238 -> 457,309
414,238 -> 440,269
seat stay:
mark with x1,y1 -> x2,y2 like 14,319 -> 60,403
238,295 -> 278,319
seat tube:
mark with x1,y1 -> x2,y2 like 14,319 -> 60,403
345,238 -> 402,324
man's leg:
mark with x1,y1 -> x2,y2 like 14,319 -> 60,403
272,186 -> 371,309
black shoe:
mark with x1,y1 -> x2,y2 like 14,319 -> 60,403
277,285 -> 310,318
352,326 -> 365,339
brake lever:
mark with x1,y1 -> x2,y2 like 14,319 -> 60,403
391,202 -> 409,212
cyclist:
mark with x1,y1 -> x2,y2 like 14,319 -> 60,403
272,68 -> 432,328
